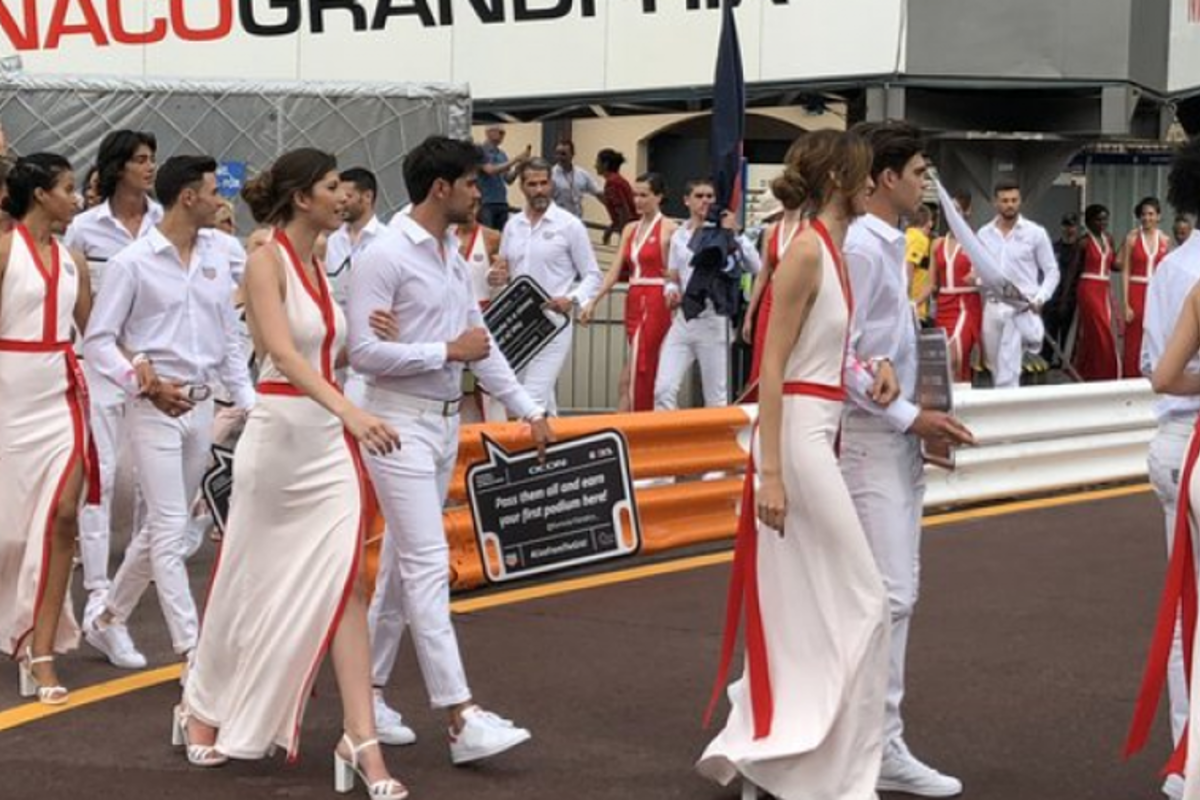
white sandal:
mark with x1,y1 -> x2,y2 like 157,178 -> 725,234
171,704 -> 228,767
19,648 -> 68,706
334,734 -> 409,799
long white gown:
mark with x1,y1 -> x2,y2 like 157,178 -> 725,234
0,226 -> 94,657
185,230 -> 366,760
698,222 -> 890,799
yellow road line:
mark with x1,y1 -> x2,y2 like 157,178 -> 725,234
0,665 -> 181,731
0,482 -> 1154,732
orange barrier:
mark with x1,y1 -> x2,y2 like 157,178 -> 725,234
366,407 -> 755,592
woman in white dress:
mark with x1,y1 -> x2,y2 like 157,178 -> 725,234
0,154 -> 96,705
180,149 -> 407,799
698,130 -> 893,799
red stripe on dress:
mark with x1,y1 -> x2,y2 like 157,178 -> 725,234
14,225 -> 60,343
1126,417 -> 1200,771
275,229 -> 339,384
705,381 -> 845,739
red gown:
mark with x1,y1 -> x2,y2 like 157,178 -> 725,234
932,237 -> 982,382
1123,230 -> 1167,378
623,215 -> 671,411
1073,233 -> 1121,381
748,219 -> 804,395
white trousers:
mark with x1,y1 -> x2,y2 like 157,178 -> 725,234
364,388 -> 470,708
1149,416 -> 1195,748
982,301 -> 1024,389
517,326 -> 573,416
78,363 -> 132,596
106,397 -> 213,654
653,312 -> 729,410
839,412 -> 926,748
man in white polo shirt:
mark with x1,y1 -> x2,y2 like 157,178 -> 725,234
82,155 -> 253,670
495,157 -> 602,415
349,136 -> 553,764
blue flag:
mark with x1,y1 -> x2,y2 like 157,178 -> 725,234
685,0 -> 747,321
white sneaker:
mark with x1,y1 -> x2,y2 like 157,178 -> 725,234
84,618 -> 148,670
1164,773 -> 1185,800
877,740 -> 962,797
448,706 -> 531,765
373,692 -> 417,746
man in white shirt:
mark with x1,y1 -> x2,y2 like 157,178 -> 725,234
82,155 -> 254,669
326,167 -> 383,405
1138,143 -> 1200,800
349,136 -> 554,764
550,140 -> 603,218
65,129 -> 163,655
496,157 -> 603,415
654,178 -> 761,409
940,180 -> 1058,389
842,122 -> 973,798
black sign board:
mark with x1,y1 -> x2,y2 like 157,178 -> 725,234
917,328 -> 956,470
201,445 -> 235,536
482,275 -> 570,373
467,430 -> 641,583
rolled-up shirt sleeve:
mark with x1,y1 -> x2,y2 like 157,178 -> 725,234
467,304 -> 543,420
739,234 -> 763,275
1032,228 -> 1059,305
81,258 -> 139,397
567,223 -> 603,307
347,246 -> 448,377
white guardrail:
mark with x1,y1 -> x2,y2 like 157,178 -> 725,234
921,379 -> 1156,508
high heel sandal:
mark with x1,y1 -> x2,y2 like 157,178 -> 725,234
171,704 -> 228,767
18,648 -> 68,706
334,734 -> 409,799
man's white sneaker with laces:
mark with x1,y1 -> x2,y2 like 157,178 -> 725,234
84,617 -> 148,670
877,740 -> 962,798
373,693 -> 417,746
448,706 -> 530,765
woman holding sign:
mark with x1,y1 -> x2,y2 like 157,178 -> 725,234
580,173 -> 676,412
180,149 -> 408,800
698,130 -> 892,800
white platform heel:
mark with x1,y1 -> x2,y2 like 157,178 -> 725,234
171,704 -> 228,767
18,648 -> 68,705
334,734 -> 409,799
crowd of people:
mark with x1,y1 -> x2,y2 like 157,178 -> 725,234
5,114 -> 1200,800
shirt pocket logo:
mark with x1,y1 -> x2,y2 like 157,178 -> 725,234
202,265 -> 218,280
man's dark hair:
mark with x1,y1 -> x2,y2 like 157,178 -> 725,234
340,167 -> 377,198
684,178 -> 715,196
155,155 -> 217,209
518,157 -> 553,182
993,178 -> 1021,196
402,136 -> 481,205
96,129 -> 157,201
849,121 -> 925,181
1170,140 -> 1200,217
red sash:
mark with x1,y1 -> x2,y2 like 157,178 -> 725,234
705,380 -> 846,739
0,339 -> 101,505
1126,417 -> 1200,773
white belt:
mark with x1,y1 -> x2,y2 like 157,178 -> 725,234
367,385 -> 462,417
1080,273 -> 1111,282
938,287 -> 979,296
1130,275 -> 1152,285
630,278 -> 666,287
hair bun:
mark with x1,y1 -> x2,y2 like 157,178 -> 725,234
771,167 -> 809,211
240,169 -> 276,224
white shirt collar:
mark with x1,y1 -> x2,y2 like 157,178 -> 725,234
394,211 -> 457,252
860,213 -> 905,244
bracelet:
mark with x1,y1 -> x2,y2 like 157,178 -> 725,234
525,411 -> 547,423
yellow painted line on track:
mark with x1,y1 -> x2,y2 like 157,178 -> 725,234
0,482 -> 1154,732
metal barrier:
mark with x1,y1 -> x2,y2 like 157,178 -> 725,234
363,379 -> 1160,592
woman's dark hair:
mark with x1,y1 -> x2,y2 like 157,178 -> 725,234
3,153 -> 72,219
1084,203 -> 1109,226
848,120 -> 925,182
96,129 -> 156,201
241,148 -> 338,225
1170,140 -> 1200,218
402,136 -> 481,204
156,155 -> 218,209
951,188 -> 973,214
596,148 -> 626,173
1135,196 -> 1161,218
635,172 -> 666,197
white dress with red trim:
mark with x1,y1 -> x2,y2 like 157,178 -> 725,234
185,231 -> 365,761
0,227 -> 93,657
698,222 -> 890,799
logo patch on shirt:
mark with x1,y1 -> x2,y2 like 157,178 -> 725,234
543,231 -> 556,240
202,266 -> 217,280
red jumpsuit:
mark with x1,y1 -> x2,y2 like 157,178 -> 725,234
623,215 -> 672,411
1123,230 -> 1167,378
1073,233 -> 1121,381
933,238 -> 982,383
